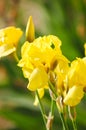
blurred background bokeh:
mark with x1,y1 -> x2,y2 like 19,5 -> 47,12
0,0 -> 86,130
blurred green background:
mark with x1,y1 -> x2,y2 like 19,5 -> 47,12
0,0 -> 86,130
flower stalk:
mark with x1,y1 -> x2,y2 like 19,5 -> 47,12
68,106 -> 77,130
13,52 -> 19,62
36,90 -> 47,130
48,80 -> 57,99
46,98 -> 54,130
59,112 -> 69,130
48,81 -> 69,130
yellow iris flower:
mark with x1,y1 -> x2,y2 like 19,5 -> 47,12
18,25 -> 70,106
0,26 -> 23,58
64,57 -> 86,106
18,35 -> 63,91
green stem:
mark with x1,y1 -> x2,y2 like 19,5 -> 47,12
72,119 -> 77,130
13,52 -> 19,62
48,99 -> 54,130
59,112 -> 69,130
68,106 -> 77,130
51,99 -> 55,116
48,80 -> 57,98
48,81 -> 69,130
36,90 -> 48,130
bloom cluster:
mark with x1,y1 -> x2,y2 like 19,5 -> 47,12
0,16 -> 86,130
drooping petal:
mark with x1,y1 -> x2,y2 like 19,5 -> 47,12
27,67 -> 48,91
0,44 -> 16,57
63,85 -> 84,106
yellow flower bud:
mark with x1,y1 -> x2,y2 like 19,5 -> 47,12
26,16 -> 35,42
